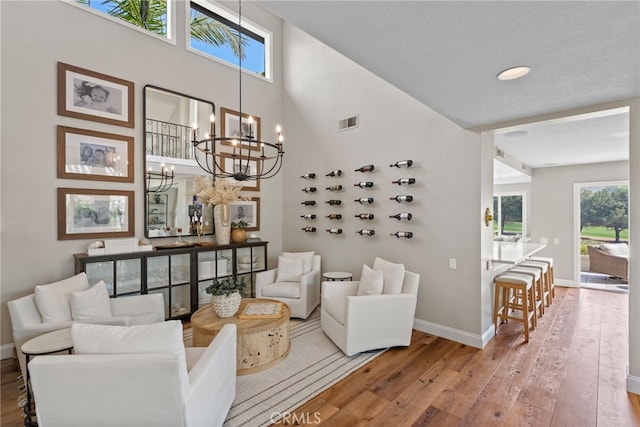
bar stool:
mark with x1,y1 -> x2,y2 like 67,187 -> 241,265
521,260 -> 551,308
494,273 -> 536,343
510,265 -> 544,319
529,256 -> 555,300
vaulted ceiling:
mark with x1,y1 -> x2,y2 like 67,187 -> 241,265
259,1 -> 639,175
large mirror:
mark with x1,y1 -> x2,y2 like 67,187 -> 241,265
144,85 -> 215,238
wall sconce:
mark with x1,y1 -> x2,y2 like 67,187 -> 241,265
484,208 -> 494,227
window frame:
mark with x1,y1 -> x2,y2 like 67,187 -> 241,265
187,0 -> 273,82
61,0 -> 176,45
493,192 -> 527,237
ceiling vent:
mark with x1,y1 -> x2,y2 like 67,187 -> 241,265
338,115 -> 359,132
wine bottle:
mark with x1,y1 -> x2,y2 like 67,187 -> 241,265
300,173 -> 316,179
326,214 -> 342,220
391,178 -> 416,185
325,185 -> 343,191
354,197 -> 374,204
301,227 -> 317,232
325,169 -> 343,177
389,213 -> 413,221
300,214 -> 317,219
390,195 -> 413,203
356,229 -> 375,236
326,228 -> 343,234
301,187 -> 317,193
354,164 -> 375,173
391,231 -> 413,239
354,213 -> 374,220
354,181 -> 374,188
325,200 -> 342,206
301,200 -> 316,206
389,159 -> 413,168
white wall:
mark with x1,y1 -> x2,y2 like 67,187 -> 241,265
529,160 -> 629,283
280,24 -> 492,345
0,1 -> 284,348
627,98 -> 639,393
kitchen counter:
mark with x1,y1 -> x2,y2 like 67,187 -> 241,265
492,241 -> 546,265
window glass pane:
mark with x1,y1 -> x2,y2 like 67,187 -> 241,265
190,2 -> 267,77
73,0 -> 168,38
500,195 -> 523,235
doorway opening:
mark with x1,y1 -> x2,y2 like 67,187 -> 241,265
576,181 -> 629,292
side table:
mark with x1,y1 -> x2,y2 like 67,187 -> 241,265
323,271 -> 353,281
21,328 -> 73,427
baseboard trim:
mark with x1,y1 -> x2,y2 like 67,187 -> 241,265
1,343 -> 15,360
413,318 -> 485,349
627,370 -> 640,395
556,279 -> 578,288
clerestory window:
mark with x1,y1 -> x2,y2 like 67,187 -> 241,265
189,0 -> 271,79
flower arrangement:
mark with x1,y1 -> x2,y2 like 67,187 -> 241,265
194,175 -> 248,206
205,276 -> 246,296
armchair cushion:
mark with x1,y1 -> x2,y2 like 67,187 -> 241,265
34,272 -> 90,323
71,281 -> 112,320
357,264 -> 384,296
261,282 -> 300,298
276,255 -> 304,282
372,257 -> 405,294
600,243 -> 629,258
283,251 -> 315,273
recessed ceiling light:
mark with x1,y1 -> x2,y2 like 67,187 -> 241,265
497,66 -> 531,81
504,130 -> 529,138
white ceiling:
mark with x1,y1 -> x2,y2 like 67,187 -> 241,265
258,0 -> 638,178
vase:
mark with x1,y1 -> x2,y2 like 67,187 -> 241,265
214,204 -> 231,245
211,291 -> 242,318
231,228 -> 247,243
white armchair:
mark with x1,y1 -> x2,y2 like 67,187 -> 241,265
28,321 -> 236,427
8,273 -> 165,385
321,269 -> 420,356
255,253 -> 321,319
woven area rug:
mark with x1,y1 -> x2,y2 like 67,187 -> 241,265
191,309 -> 384,426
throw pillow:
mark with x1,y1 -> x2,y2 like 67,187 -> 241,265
357,264 -> 384,296
70,281 -> 112,320
600,243 -> 629,258
276,255 -> 305,282
282,251 -> 315,273
34,272 -> 90,323
372,257 -> 405,294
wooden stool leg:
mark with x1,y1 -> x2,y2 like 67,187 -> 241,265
522,286 -> 530,342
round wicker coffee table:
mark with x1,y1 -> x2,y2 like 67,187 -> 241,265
191,298 -> 290,375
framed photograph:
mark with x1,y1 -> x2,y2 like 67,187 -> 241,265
58,62 -> 134,128
230,198 -> 260,231
220,152 -> 261,191
58,188 -> 134,240
220,107 -> 261,151
57,126 -> 134,182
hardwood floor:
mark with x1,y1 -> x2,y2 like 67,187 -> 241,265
1,287 -> 638,426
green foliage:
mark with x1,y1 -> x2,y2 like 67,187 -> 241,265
581,186 -> 628,242
205,276 -> 245,296
231,220 -> 248,229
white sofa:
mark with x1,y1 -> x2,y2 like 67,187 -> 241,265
8,272 -> 165,384
321,263 -> 420,356
255,253 -> 321,319
29,321 -> 236,427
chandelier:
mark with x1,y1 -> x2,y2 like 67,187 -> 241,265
192,0 -> 284,181
146,163 -> 174,193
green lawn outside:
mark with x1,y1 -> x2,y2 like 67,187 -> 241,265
493,222 -> 523,234
581,226 -> 628,241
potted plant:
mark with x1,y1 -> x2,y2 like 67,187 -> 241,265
231,220 -> 249,243
205,276 -> 246,318
194,176 -> 248,245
